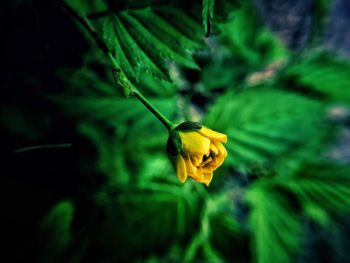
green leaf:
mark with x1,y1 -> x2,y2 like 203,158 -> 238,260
78,122 -> 131,185
70,95 -> 176,182
286,163 -> 350,219
183,193 -> 239,263
200,57 -> 247,92
56,66 -> 119,96
246,183 -> 301,263
282,52 -> 350,102
59,94 -> 176,134
207,193 -> 244,261
219,4 -> 288,66
205,87 -> 331,173
103,6 -> 201,82
202,0 -> 215,37
40,201 -> 74,262
56,64 -> 178,184
64,0 -> 108,17
97,177 -> 201,261
137,74 -> 178,97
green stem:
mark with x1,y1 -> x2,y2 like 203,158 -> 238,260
133,90 -> 175,130
61,1 -> 175,131
109,57 -> 174,131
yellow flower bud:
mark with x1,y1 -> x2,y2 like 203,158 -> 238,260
167,121 -> 228,186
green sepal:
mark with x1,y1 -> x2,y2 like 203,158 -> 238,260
166,130 -> 182,157
174,121 -> 202,132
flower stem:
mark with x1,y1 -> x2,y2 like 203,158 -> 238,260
132,90 -> 175,130
61,1 -> 175,131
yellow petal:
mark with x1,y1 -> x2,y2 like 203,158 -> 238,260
191,172 -> 213,186
213,141 -> 227,167
190,155 -> 201,167
179,131 -> 211,155
184,155 -> 196,176
203,172 -> 213,186
202,164 -> 217,173
214,141 -> 227,158
215,155 -> 225,167
176,155 -> 188,183
209,156 -> 218,165
190,167 -> 203,181
198,127 -> 227,143
210,143 -> 219,155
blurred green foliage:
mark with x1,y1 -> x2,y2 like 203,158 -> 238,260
40,201 -> 74,262
3,0 -> 350,262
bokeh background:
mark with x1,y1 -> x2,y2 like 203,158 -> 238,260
2,0 -> 350,262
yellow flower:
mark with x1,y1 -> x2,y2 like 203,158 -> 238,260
167,121 -> 227,186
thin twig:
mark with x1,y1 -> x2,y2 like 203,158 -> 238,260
13,143 -> 72,154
